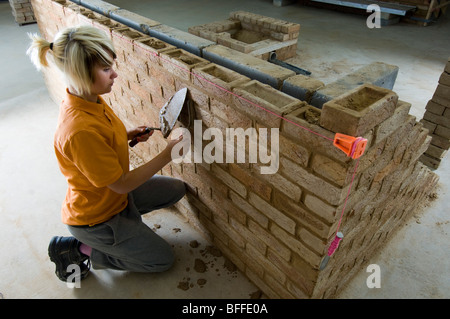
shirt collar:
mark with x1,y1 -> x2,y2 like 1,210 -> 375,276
63,88 -> 106,116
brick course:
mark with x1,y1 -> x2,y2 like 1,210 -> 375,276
33,0 -> 439,299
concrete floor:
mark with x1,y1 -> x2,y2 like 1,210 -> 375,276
0,0 -> 449,299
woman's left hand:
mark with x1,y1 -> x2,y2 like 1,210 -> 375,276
127,126 -> 154,142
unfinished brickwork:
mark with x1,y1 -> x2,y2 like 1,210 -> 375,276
189,11 -> 299,61
9,0 -> 36,25
33,0 -> 439,298
420,57 -> 450,169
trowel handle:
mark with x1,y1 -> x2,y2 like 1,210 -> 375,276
129,127 -> 160,147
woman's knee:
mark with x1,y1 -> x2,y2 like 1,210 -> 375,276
173,179 -> 187,200
142,244 -> 175,272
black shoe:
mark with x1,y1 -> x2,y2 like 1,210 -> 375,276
48,236 -> 90,282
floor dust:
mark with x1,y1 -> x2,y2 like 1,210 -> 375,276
194,258 -> 207,273
189,239 -> 200,248
176,239 -> 239,291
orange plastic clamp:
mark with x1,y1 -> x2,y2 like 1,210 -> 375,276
333,133 -> 367,159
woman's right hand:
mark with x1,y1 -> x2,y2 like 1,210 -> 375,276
163,134 -> 184,161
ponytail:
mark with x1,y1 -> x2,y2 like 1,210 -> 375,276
27,33 -> 52,70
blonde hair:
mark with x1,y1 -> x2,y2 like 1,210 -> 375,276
27,25 -> 116,97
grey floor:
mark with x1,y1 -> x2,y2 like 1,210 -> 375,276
0,0 -> 449,299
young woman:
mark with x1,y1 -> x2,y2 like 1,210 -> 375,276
27,25 -> 186,282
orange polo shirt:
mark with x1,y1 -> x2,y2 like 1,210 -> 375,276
54,90 -> 129,226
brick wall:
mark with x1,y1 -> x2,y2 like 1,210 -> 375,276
32,0 -> 439,298
189,11 -> 299,60
420,57 -> 450,169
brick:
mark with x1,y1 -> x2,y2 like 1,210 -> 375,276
134,36 -> 176,67
148,63 -> 176,97
248,192 -> 296,234
420,119 -> 437,134
272,191 -> 331,239
195,164 -> 229,196
159,48 -> 210,81
203,45 -> 295,89
232,80 -> 303,128
282,106 -> 348,163
281,74 -> 324,103
374,100 -> 411,144
439,72 -> 450,87
112,27 -> 146,55
303,194 -> 338,224
91,18 -> 122,36
435,124 -> 450,139
407,130 -> 432,165
280,157 -> 349,206
423,111 -> 450,128
192,63 -> 250,105
245,268 -> 280,299
248,219 -> 291,261
210,164 -> 246,197
245,244 -> 287,287
311,62 -> 399,108
213,216 -> 246,248
420,153 -> 441,169
195,105 -> 228,132
381,116 -> 415,158
230,190 -> 269,228
229,164 -> 272,201
263,273 -> 294,299
267,250 -> 315,297
297,227 -> 327,255
311,153 -> 355,187
210,98 -> 252,129
186,86 -> 210,110
248,38 -> 297,60
252,163 -> 301,201
230,218 -> 267,254
320,84 -> 398,136
270,223 -> 321,268
431,94 -> 450,107
279,134 -> 310,167
430,133 -> 450,150
434,83 -> 450,100
425,100 -> 446,115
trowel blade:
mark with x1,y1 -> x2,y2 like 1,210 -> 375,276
159,87 -> 188,138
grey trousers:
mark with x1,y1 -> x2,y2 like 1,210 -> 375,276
68,175 -> 186,272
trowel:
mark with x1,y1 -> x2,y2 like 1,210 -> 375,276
129,87 -> 189,147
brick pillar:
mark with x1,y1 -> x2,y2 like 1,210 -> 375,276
420,57 -> 450,169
